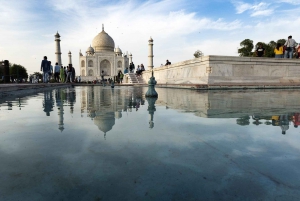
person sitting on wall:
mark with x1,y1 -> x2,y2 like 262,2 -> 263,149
136,65 -> 141,76
165,60 -> 171,65
274,43 -> 283,58
256,44 -> 265,57
141,64 -> 145,72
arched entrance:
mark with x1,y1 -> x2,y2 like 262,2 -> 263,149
100,60 -> 111,76
88,69 -> 93,76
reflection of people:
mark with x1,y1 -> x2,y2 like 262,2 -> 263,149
280,115 -> 289,135
43,90 -> 54,116
293,113 -> 300,128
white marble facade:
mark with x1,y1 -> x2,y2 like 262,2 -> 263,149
79,25 -> 129,80
141,55 -> 300,85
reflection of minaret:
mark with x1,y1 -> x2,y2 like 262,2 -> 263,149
56,89 -> 64,132
55,32 -> 62,65
146,97 -> 157,129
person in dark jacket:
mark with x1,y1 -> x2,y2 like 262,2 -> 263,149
41,56 -> 50,83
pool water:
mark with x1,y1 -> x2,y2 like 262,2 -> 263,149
1,86 -> 300,201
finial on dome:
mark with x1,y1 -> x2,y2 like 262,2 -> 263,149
102,24 -> 104,31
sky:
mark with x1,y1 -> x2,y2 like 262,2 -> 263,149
0,0 -> 299,74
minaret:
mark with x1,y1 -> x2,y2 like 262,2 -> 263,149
55,32 -> 62,65
148,37 -> 154,70
68,51 -> 72,65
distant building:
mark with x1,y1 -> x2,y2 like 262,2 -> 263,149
79,25 -> 130,81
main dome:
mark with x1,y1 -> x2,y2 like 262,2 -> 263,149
92,28 -> 115,52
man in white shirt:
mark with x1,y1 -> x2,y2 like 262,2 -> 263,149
284,35 -> 297,59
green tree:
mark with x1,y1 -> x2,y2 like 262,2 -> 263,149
277,39 -> 286,46
9,64 -> 28,81
238,39 -> 254,57
33,72 -> 42,78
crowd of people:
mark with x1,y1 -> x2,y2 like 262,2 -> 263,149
40,56 -> 80,83
124,62 -> 145,76
256,35 -> 300,59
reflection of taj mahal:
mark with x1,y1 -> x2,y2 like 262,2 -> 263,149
79,25 -> 131,81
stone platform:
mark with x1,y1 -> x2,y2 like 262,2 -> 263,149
142,55 -> 300,86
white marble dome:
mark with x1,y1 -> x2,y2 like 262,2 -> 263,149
115,47 -> 122,54
92,29 -> 115,52
86,45 -> 94,53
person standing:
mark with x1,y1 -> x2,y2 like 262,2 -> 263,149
48,61 -> 53,82
71,66 -> 76,82
41,56 -> 50,83
120,72 -> 123,83
274,43 -> 283,58
284,35 -> 297,59
64,66 -> 67,81
255,44 -> 265,57
65,65 -> 72,83
60,66 -> 65,83
101,70 -> 105,82
54,63 -> 60,82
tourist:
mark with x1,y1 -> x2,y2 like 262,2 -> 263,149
124,67 -> 128,74
255,44 -> 265,57
132,62 -> 135,73
136,65 -> 141,75
54,62 -> 60,82
296,44 -> 300,59
165,60 -> 171,65
64,66 -> 67,81
65,65 -> 72,83
274,43 -> 283,58
60,66 -> 65,83
101,70 -> 105,82
141,64 -> 145,72
284,35 -> 297,59
48,61 -> 53,82
78,75 -> 81,83
41,56 -> 50,83
129,62 -> 133,73
72,66 -> 76,82
119,72 -> 123,83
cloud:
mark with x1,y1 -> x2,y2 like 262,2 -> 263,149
232,1 -> 274,16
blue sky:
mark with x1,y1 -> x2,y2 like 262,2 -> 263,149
0,0 -> 299,74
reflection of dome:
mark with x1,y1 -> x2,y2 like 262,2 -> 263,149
86,45 -> 94,54
92,27 -> 115,52
115,111 -> 122,119
94,112 -> 115,133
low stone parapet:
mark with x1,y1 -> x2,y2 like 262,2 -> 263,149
142,56 -> 300,86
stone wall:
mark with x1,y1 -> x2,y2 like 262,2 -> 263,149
142,56 -> 300,85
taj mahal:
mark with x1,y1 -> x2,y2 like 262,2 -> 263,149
78,25 -> 131,81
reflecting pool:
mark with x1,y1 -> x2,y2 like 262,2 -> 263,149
1,86 -> 300,200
